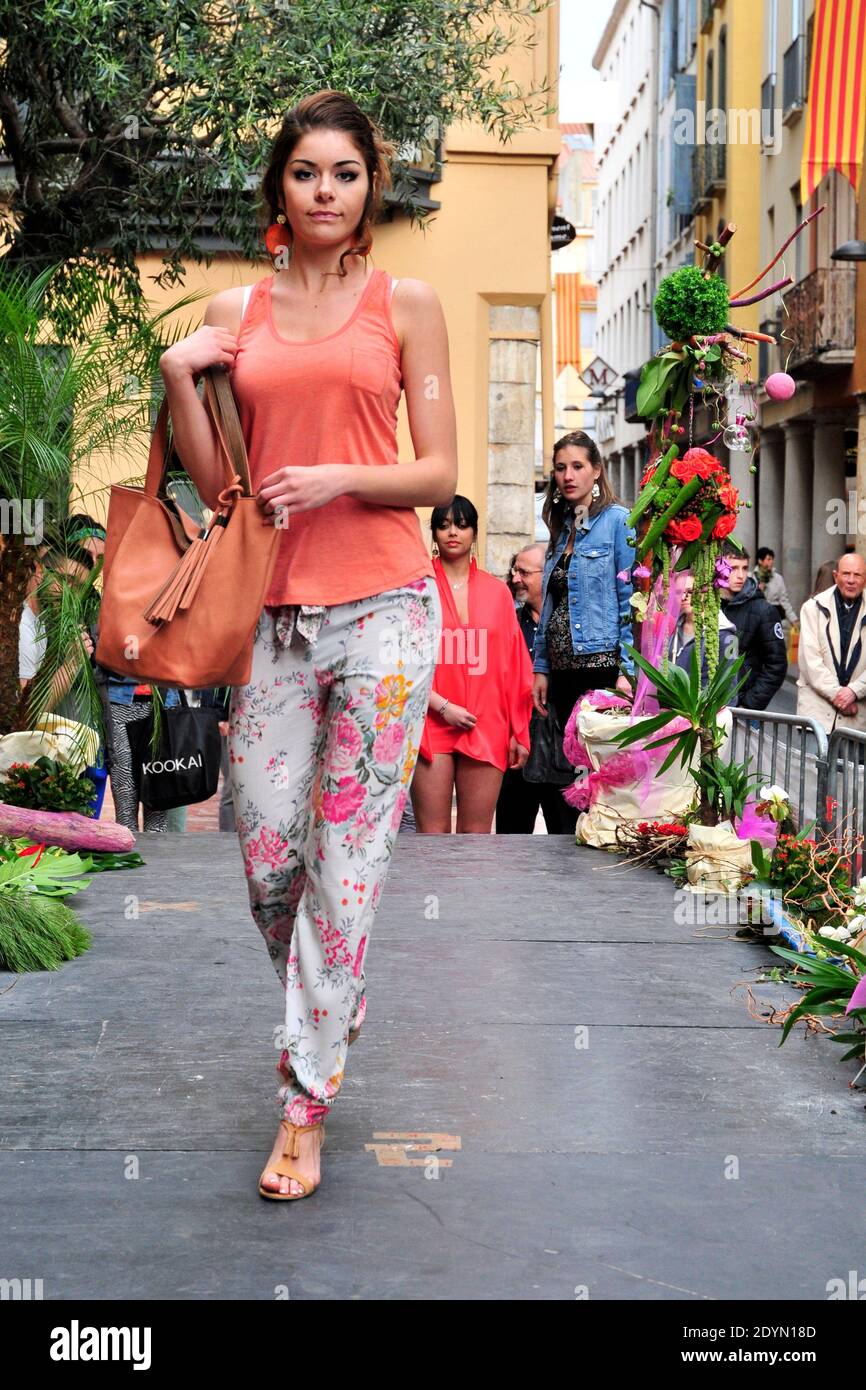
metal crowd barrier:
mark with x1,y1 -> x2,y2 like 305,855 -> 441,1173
727,706 -> 829,833
825,727 -> 866,876
725,708 -> 866,881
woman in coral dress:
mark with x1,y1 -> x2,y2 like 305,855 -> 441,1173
412,495 -> 533,832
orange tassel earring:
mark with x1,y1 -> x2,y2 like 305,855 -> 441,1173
265,211 -> 292,262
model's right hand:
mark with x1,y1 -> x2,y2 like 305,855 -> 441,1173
160,326 -> 239,380
532,673 -> 549,717
442,703 -> 477,731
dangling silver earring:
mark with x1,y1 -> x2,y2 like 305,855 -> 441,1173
553,488 -> 562,503
432,543 -> 439,557
591,481 -> 601,499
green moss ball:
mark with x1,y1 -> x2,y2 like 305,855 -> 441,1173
654,266 -> 730,342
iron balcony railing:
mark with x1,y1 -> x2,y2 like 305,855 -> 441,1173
758,315 -> 781,382
782,35 -> 807,115
782,266 -> 857,373
761,75 -> 776,145
691,142 -> 726,211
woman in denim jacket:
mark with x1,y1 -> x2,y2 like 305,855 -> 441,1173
531,431 -> 635,734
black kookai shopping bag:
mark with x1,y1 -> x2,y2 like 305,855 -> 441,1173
127,694 -> 223,811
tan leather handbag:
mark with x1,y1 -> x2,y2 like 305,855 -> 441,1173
95,368 -> 281,688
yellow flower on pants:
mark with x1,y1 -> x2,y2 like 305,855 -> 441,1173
374,672 -> 412,729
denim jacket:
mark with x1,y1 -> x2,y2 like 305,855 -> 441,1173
532,503 -> 636,676
106,674 -> 181,708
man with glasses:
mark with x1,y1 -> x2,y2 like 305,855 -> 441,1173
495,543 -> 579,835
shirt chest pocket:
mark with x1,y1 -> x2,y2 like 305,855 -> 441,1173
576,542 -> 612,607
576,543 -> 611,565
350,347 -> 391,396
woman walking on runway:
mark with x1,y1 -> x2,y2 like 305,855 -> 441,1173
159,90 -> 457,1200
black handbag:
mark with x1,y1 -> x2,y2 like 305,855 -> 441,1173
127,691 -> 223,811
521,707 -> 575,786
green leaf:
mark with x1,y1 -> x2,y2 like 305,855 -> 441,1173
636,355 -> 682,417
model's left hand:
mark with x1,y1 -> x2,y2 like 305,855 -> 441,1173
508,737 -> 530,770
256,464 -> 349,523
615,674 -> 633,699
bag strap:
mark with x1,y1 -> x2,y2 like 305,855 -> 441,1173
144,287 -> 256,500
201,369 -> 252,496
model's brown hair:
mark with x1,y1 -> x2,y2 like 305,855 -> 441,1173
260,89 -> 397,279
542,430 -> 618,551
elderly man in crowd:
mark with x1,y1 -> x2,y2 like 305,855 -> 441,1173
495,542 -> 578,835
797,552 -> 866,733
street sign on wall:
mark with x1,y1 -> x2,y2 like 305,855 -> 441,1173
579,356 -> 618,392
551,214 -> 576,250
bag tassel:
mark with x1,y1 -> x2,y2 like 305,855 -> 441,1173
143,515 -> 228,625
177,519 -> 228,612
143,480 -> 243,626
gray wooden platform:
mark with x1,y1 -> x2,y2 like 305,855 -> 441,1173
2,832 -> 865,1300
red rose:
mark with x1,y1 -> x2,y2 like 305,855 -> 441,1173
717,481 -> 739,511
712,513 -> 737,540
681,447 -> 723,479
640,465 -> 657,488
666,514 -> 703,543
670,457 -> 698,483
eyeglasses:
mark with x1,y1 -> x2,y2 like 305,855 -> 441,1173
511,566 -> 543,577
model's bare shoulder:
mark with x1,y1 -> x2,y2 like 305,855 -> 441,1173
393,278 -> 447,351
203,285 -> 249,333
393,278 -> 441,312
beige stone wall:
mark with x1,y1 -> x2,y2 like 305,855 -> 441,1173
486,306 -> 539,581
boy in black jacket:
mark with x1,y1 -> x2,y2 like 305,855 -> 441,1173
719,547 -> 788,709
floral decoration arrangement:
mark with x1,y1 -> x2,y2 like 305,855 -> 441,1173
0,757 -> 96,816
0,834 -> 144,972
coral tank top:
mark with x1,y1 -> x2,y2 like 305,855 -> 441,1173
227,266 -> 435,607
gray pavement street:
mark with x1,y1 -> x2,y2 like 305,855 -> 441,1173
2,832 -> 865,1300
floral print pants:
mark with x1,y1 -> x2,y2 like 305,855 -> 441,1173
228,578 -> 441,1128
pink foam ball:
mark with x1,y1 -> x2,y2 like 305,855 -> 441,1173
765,372 -> 796,401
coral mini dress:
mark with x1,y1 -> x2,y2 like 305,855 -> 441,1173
418,555 -> 533,773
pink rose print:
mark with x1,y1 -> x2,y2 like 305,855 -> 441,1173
245,826 -> 291,877
322,775 -> 366,824
345,811 -> 377,850
326,713 -> 363,776
373,721 -> 405,764
390,786 -> 408,830
316,914 -> 354,970
353,934 -> 368,979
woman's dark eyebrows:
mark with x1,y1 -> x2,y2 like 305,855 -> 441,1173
289,158 -> 361,167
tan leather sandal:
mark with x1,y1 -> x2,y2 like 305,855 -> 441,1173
258,1119 -> 326,1201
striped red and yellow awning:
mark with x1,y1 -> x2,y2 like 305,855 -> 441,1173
555,272 -> 587,373
801,0 -> 866,202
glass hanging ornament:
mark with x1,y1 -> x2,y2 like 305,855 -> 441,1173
722,412 -> 754,454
